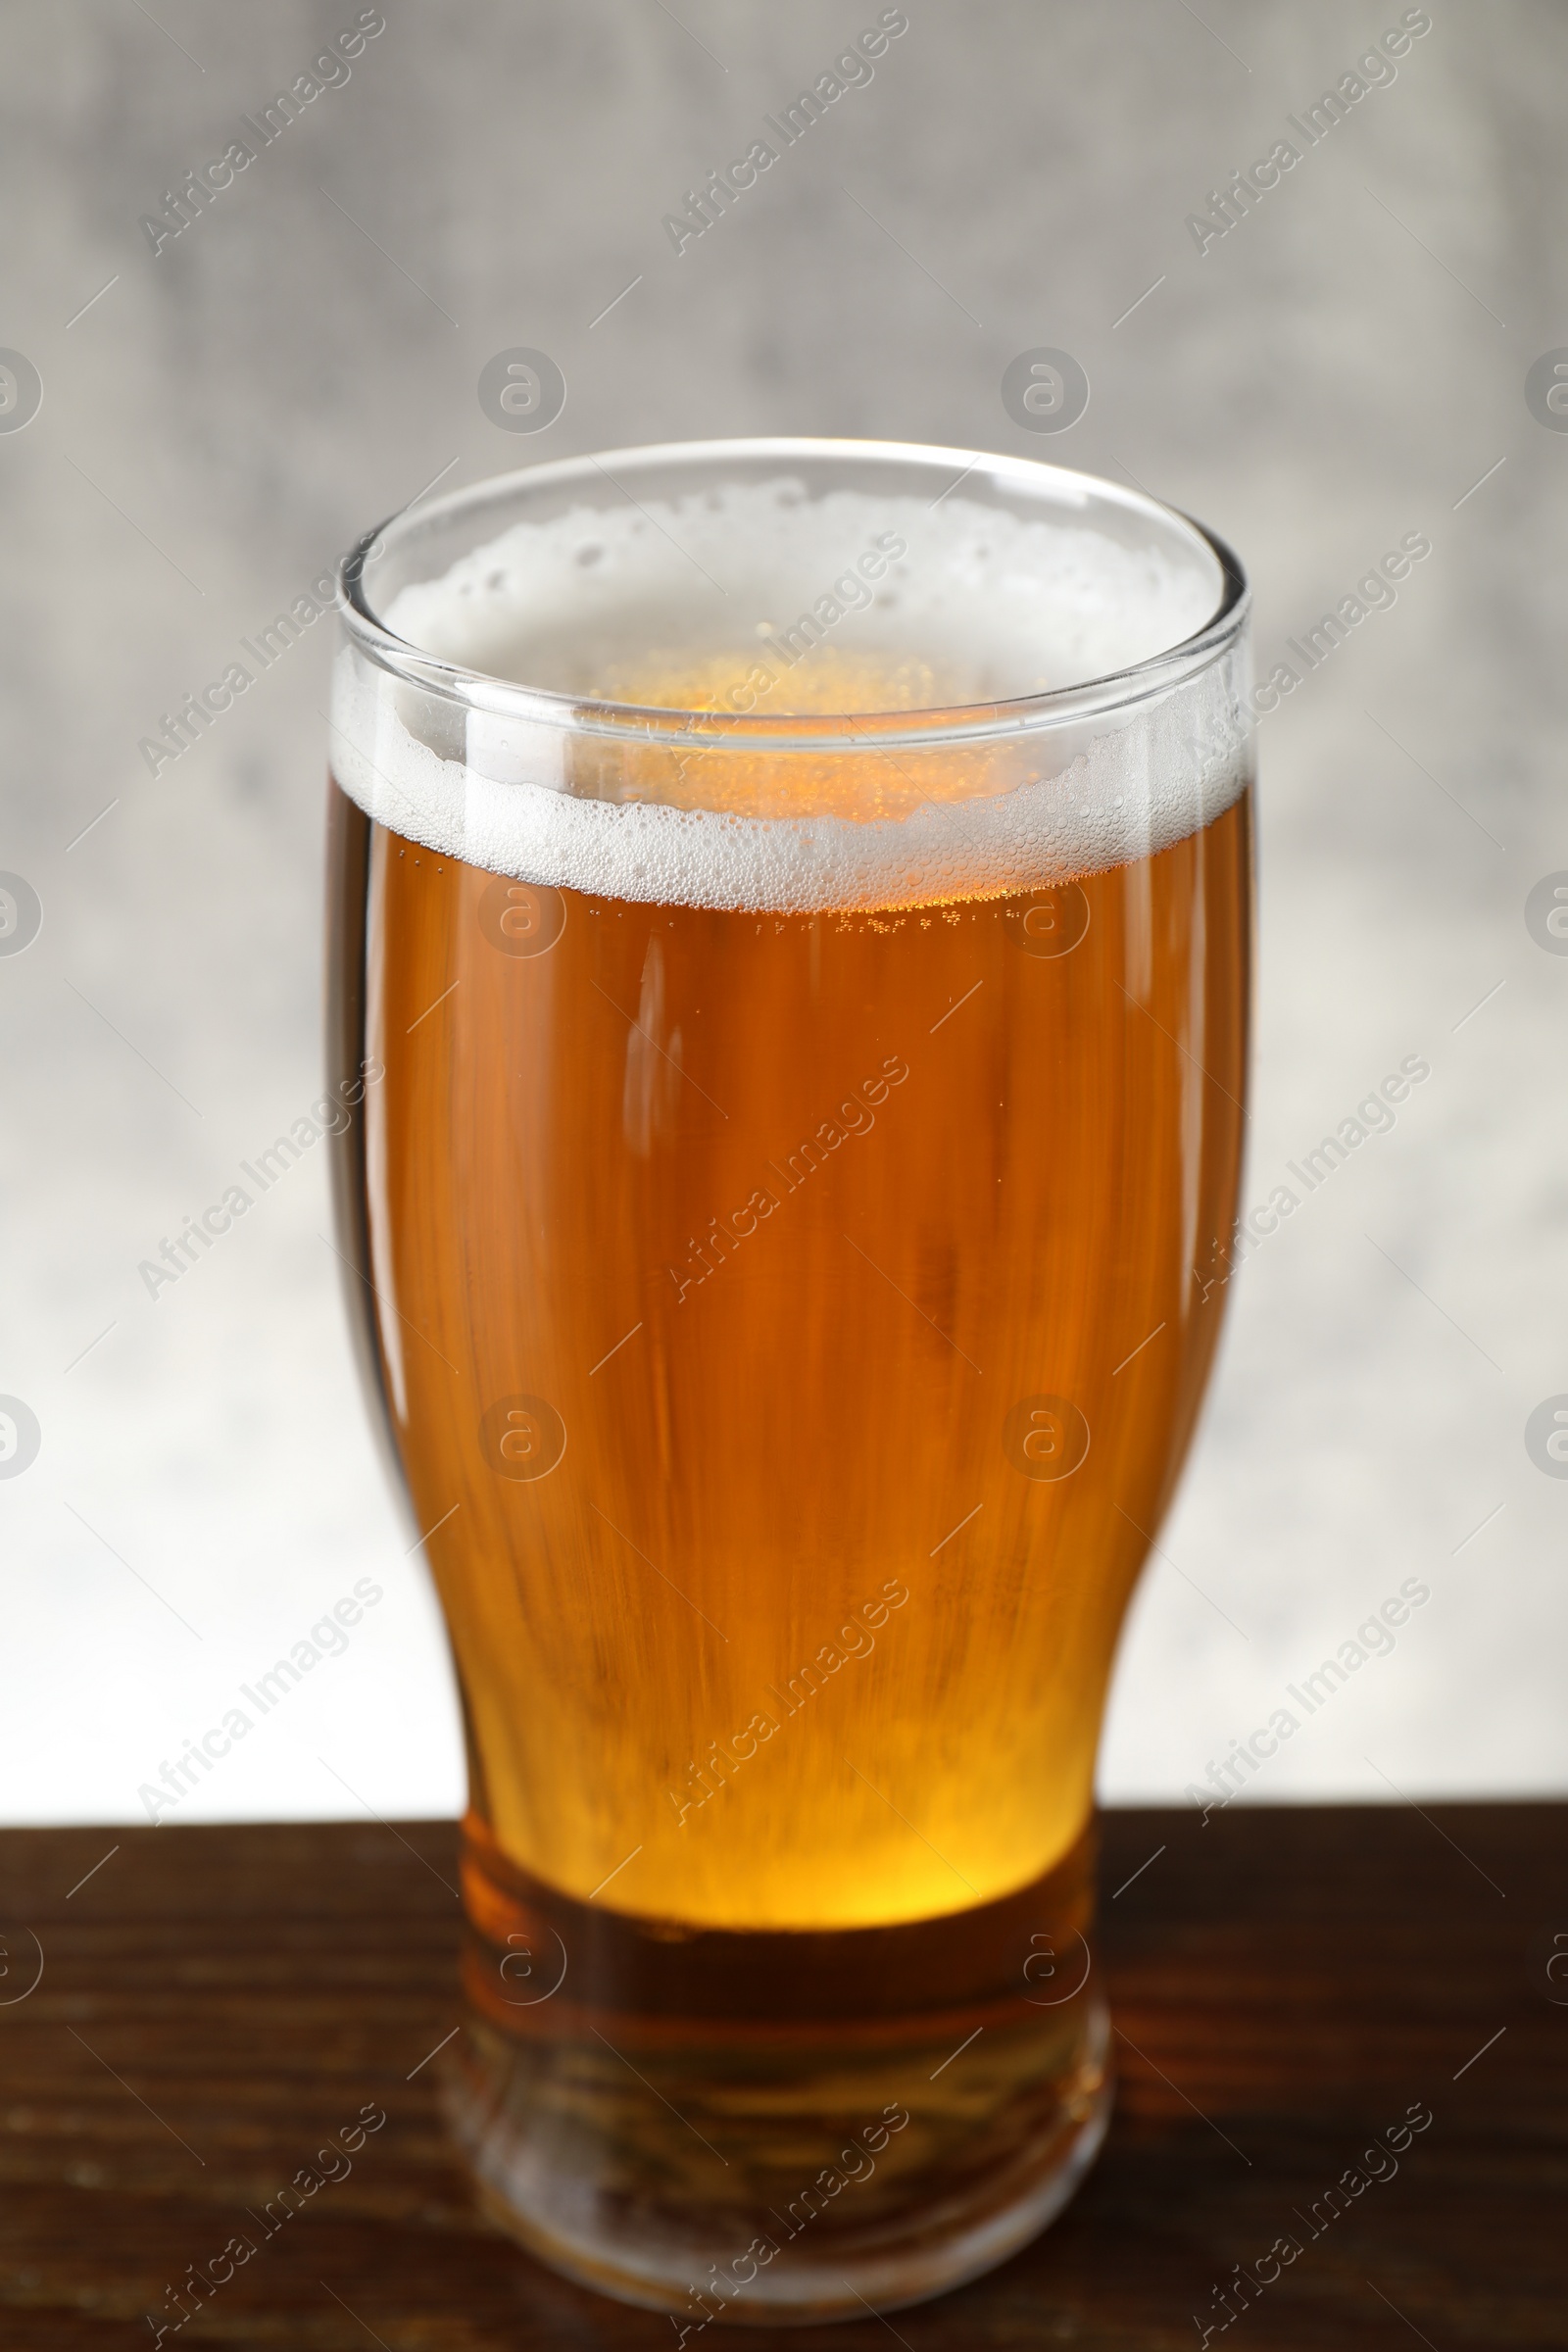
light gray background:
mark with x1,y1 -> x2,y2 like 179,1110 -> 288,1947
2,0 -> 1564,1832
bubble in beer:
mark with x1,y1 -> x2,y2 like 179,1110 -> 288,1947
478,876 -> 566,956
0,873 -> 41,956
1003,1395 -> 1090,1482
477,347 -> 566,434
0,350 -> 42,434
0,1396 -> 41,1479
1001,348 -> 1089,435
480,1393 -> 567,1481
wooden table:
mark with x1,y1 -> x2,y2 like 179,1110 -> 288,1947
1,1804 -> 1562,2347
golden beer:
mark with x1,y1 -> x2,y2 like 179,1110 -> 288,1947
327,442 -> 1251,2320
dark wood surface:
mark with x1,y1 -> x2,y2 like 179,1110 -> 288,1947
1,1804 -> 1563,2348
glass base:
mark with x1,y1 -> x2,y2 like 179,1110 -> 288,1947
441,1822 -> 1111,2326
450,2033 -> 1110,2324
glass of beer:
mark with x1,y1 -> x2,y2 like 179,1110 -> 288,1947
326,440 -> 1250,2324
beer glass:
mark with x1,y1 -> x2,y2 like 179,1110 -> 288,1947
326,440 -> 1250,2323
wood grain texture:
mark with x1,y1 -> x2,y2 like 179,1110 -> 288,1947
1,1804 -> 1563,2348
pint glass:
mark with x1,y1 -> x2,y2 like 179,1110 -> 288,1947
326,441 -> 1250,2322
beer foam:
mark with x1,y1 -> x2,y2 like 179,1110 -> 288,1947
332,478 -> 1249,911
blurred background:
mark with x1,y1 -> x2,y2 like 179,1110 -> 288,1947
2,0 -> 1563,1831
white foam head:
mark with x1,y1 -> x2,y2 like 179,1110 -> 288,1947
332,445 -> 1250,912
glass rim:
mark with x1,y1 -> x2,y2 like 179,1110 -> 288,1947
338,436 -> 1250,753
